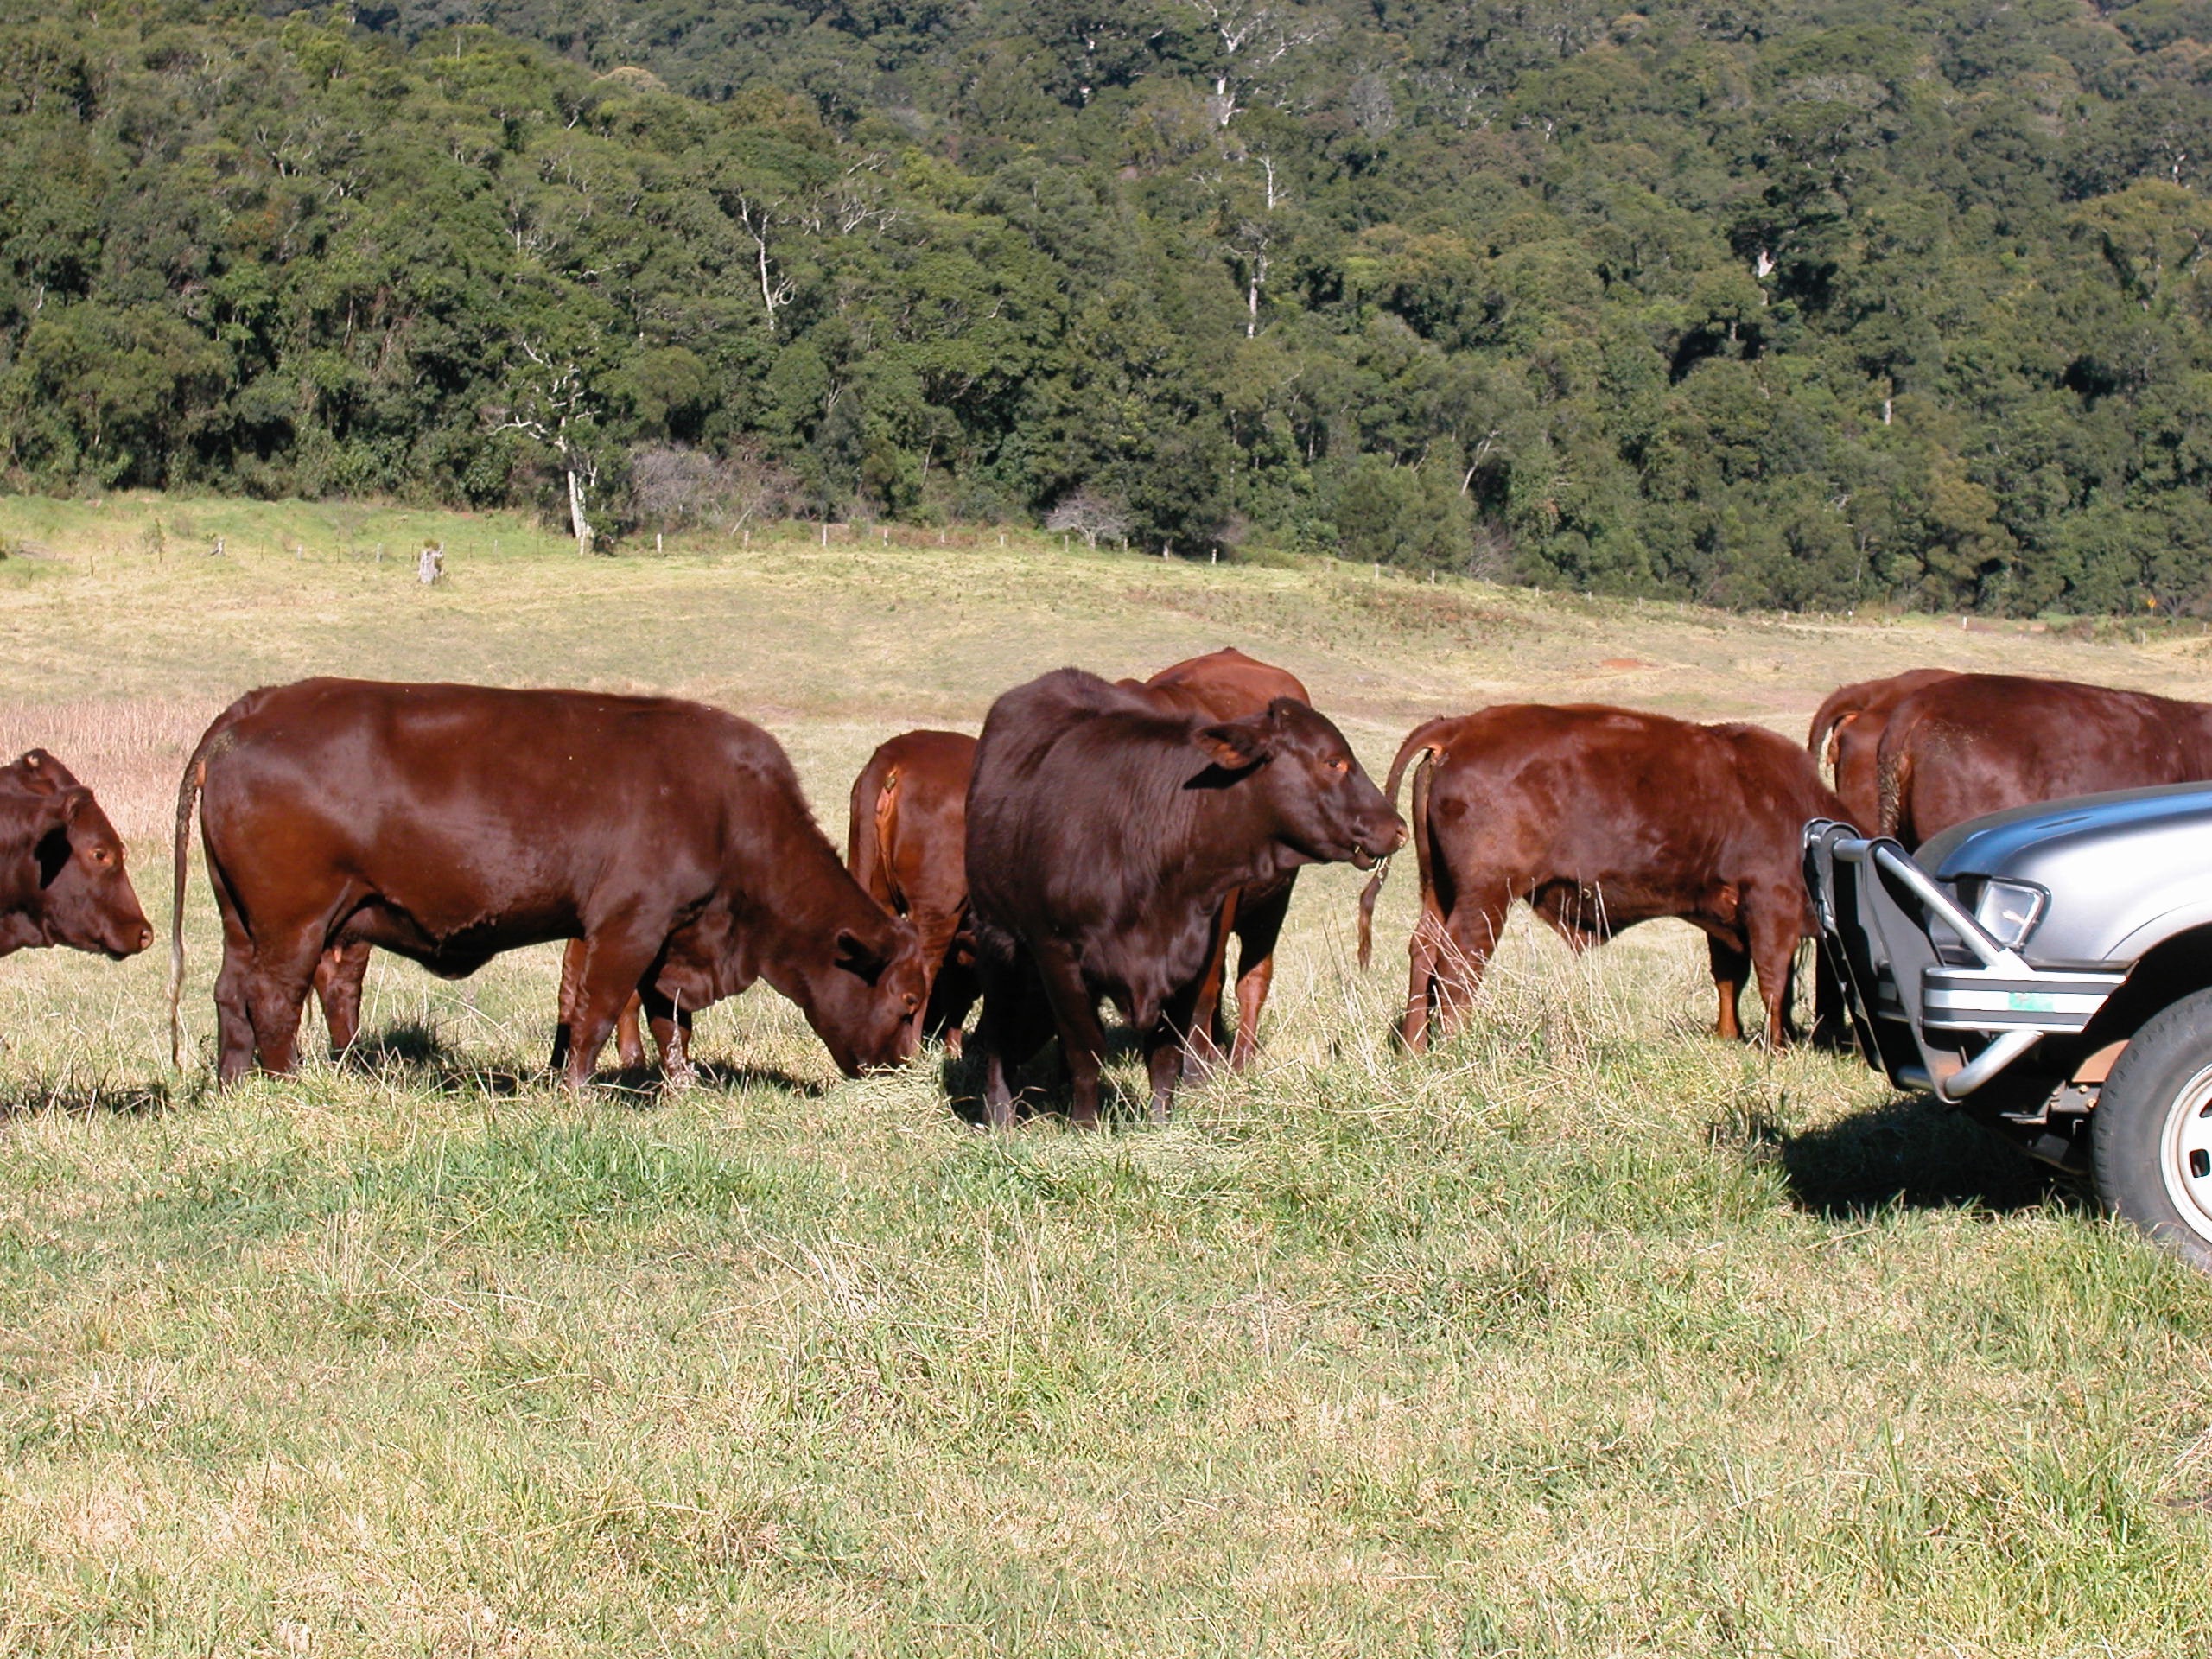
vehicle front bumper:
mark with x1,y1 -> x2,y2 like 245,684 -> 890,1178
1803,821 -> 2126,1102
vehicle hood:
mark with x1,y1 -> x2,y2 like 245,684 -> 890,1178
1925,781 -> 2212,967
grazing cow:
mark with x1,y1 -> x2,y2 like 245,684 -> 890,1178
1878,673 -> 2212,848
1122,647 -> 1314,1071
308,937 -> 647,1071
1806,668 -> 1959,833
169,679 -> 925,1085
1359,705 -> 1846,1051
965,669 -> 1404,1128
847,729 -> 979,1052
0,749 -> 151,963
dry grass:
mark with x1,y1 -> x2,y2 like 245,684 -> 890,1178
0,494 -> 2206,1656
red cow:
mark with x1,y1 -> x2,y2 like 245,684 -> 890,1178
847,729 -> 979,1052
1122,646 -> 1313,1069
169,679 -> 925,1085
1360,705 -> 1846,1050
1806,668 -> 1959,832
966,669 -> 1403,1128
0,749 -> 151,963
1878,673 -> 2212,848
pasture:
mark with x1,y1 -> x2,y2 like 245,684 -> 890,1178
2,496 -> 2209,1656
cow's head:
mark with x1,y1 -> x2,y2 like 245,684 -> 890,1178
1194,700 -> 1408,871
6,753 -> 152,959
804,912 -> 928,1077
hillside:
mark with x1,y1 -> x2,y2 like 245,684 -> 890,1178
4,2 -> 2212,613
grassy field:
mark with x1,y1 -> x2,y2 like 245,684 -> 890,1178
1,493 -> 2208,1656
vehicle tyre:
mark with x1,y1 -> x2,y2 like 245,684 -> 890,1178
2092,988 -> 2212,1272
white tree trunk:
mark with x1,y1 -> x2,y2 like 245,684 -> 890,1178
567,463 -> 595,556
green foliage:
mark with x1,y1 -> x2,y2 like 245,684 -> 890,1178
4,0 -> 2212,610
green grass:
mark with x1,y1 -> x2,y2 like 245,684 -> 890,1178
0,493 -> 2207,1656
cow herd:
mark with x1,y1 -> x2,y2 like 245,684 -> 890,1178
0,653 -> 2196,1122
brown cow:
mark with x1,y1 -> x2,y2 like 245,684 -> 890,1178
966,669 -> 1404,1128
0,749 -> 151,963
1360,705 -> 1846,1051
847,729 -> 979,1052
1806,668 -> 1959,832
1878,673 -> 2212,848
308,937 -> 647,1072
169,679 -> 925,1085
1122,646 -> 1313,1070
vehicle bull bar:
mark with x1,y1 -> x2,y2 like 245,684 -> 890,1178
1803,821 -> 2125,1103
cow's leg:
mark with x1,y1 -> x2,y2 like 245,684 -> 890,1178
909,911 -> 964,1048
1428,897 -> 1507,1045
240,927 -> 324,1077
313,941 -> 372,1058
639,987 -> 696,1086
1032,943 -> 1109,1129
550,937 -> 587,1073
614,995 -> 645,1071
561,923 -> 664,1088
1179,889 -> 1238,1077
1226,877 -> 1293,1070
1708,934 -> 1750,1042
1748,901 -> 1804,1049
1401,905 -> 1445,1052
969,952 -> 1042,1130
1144,980 -> 1205,1123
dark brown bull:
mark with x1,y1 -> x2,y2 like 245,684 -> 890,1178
1122,646 -> 1313,1070
1877,673 -> 2212,849
965,668 -> 1404,1128
169,679 -> 925,1085
847,729 -> 979,1052
1802,668 -> 1957,1042
307,937 -> 647,1071
0,749 -> 151,963
1359,705 -> 1845,1050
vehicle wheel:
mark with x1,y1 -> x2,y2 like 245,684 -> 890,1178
2092,988 -> 2212,1272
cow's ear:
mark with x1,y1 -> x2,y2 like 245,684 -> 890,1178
833,927 -> 889,985
30,789 -> 92,887
1196,718 -> 1272,771
13,750 -> 64,797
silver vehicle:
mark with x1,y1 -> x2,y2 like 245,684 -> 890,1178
1806,783 -> 2212,1270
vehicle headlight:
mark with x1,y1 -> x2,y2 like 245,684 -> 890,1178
1972,878 -> 2048,950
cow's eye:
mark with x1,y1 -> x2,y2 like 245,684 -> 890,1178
1331,757 -> 1351,773
88,847 -> 111,866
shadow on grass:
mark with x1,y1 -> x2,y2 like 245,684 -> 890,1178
1765,1092 -> 2077,1218
338,1022 -> 826,1102
940,1030 -> 1183,1130
0,1076 -> 175,1119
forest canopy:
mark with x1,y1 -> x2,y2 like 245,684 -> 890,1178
4,0 -> 2211,613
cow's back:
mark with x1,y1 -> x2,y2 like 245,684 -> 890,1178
198,679 -> 808,942
1138,647 -> 1310,721
1880,674 -> 2212,845
1426,705 -> 1831,914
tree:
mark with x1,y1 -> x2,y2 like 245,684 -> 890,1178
493,340 -> 605,556
1045,485 -> 1132,548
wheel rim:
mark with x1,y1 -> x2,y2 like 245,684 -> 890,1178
2157,1063 -> 2212,1246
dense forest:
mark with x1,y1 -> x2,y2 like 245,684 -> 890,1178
2,0 -> 2209,611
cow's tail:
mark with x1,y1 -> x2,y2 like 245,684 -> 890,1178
847,753 -> 898,907
168,715 -> 228,1069
1875,720 -> 1916,843
1807,687 -> 1861,777
1358,718 -> 1456,969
